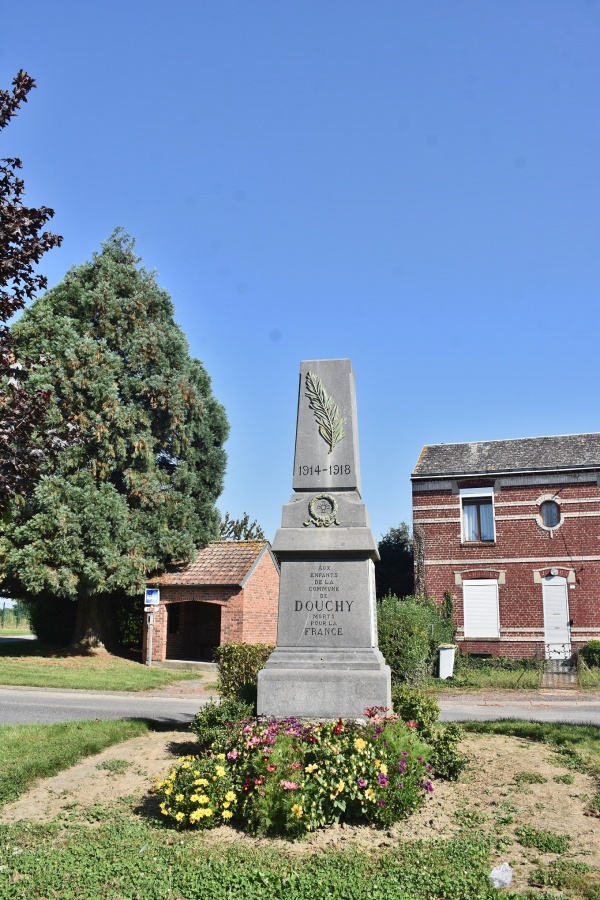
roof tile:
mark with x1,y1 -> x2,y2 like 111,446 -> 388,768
412,433 -> 600,478
150,541 -> 270,586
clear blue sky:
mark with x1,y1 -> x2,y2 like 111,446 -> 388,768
3,2 -> 599,542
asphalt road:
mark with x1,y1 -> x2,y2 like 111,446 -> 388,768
0,685 -> 206,726
438,691 -> 600,726
1,685 -> 599,726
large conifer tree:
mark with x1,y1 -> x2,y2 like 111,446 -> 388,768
1,231 -> 229,649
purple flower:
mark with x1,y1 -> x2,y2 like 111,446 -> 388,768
426,763 -> 433,773
397,781 -> 404,789
377,799 -> 386,807
401,751 -> 409,758
398,760 -> 407,774
420,780 -> 434,793
377,773 -> 388,787
357,777 -> 367,788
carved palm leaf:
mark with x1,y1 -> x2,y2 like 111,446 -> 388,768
305,371 -> 345,454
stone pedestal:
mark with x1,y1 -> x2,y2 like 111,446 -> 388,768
257,359 -> 391,719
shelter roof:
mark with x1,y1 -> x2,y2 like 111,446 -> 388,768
149,541 -> 274,587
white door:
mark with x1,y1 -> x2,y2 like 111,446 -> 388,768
542,575 -> 571,659
463,579 -> 500,638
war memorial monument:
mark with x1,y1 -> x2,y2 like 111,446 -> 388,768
257,359 -> 392,718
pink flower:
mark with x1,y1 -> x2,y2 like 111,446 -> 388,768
279,780 -> 298,791
226,750 -> 238,760
290,762 -> 302,770
406,721 -> 418,729
266,764 -> 278,773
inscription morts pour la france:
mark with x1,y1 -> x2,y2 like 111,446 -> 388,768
257,359 -> 391,718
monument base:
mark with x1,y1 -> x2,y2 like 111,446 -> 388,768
257,647 -> 391,719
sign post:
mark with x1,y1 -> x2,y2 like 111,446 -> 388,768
144,588 -> 160,667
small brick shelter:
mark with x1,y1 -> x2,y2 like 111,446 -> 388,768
412,433 -> 600,660
144,541 -> 279,663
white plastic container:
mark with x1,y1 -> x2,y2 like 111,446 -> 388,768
438,644 -> 457,679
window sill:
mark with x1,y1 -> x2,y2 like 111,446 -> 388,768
460,541 -> 496,547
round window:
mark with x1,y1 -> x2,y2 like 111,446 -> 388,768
540,500 -> 561,528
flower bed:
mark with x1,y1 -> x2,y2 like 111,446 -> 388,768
155,709 -> 435,835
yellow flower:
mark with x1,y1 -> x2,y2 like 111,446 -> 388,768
175,793 -> 184,802
193,770 -> 200,776
354,738 -> 367,751
190,794 -> 199,803
215,766 -> 226,778
222,810 -> 234,820
194,778 -> 209,787
198,795 -> 210,805
336,781 -> 345,793
175,812 -> 185,822
225,791 -> 236,802
305,763 -> 319,773
379,764 -> 388,775
365,788 -> 375,801
164,787 -> 172,796
216,753 -> 226,760
189,809 -> 202,824
222,802 -> 230,809
291,804 -> 303,819
374,759 -> 381,767
204,808 -> 214,817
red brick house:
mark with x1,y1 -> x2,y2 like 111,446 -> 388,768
411,434 -> 600,660
143,541 -> 279,663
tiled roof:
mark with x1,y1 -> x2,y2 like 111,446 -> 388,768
150,541 -> 271,587
412,433 -> 600,478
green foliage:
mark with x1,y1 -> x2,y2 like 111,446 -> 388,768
220,512 -> 265,541
215,642 -> 274,705
375,522 -> 414,599
514,823 -> 571,852
190,697 -> 254,752
0,815 -> 505,899
580,640 -> 600,668
156,711 -> 434,835
424,723 -> 467,781
391,684 -> 440,733
529,859 -> 600,899
1,230 -> 229,647
391,686 -> 467,780
514,771 -> 547,785
0,719 -> 148,804
377,595 -> 454,685
95,758 -> 130,774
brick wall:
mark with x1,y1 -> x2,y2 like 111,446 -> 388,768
242,550 -> 279,644
412,477 -> 600,657
142,550 -> 280,662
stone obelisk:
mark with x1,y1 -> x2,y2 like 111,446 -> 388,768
257,358 -> 391,718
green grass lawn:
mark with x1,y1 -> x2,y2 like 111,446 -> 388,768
0,641 -> 204,691
428,666 -> 542,691
0,719 -> 598,898
0,719 -> 149,806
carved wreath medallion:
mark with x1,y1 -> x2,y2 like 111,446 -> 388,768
304,493 -> 340,528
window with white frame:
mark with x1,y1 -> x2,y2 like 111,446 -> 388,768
463,578 -> 500,638
460,486 -> 495,542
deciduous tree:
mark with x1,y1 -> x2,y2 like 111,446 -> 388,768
0,71 -> 64,517
375,522 -> 414,599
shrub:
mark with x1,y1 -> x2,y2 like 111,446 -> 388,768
580,640 -> 600,668
214,643 -> 274,705
391,684 -> 440,734
391,685 -> 467,780
377,595 -> 454,685
191,698 -> 253,752
155,710 -> 435,835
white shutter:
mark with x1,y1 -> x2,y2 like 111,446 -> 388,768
463,579 -> 499,638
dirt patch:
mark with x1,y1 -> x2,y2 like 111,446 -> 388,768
2,731 -> 598,892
